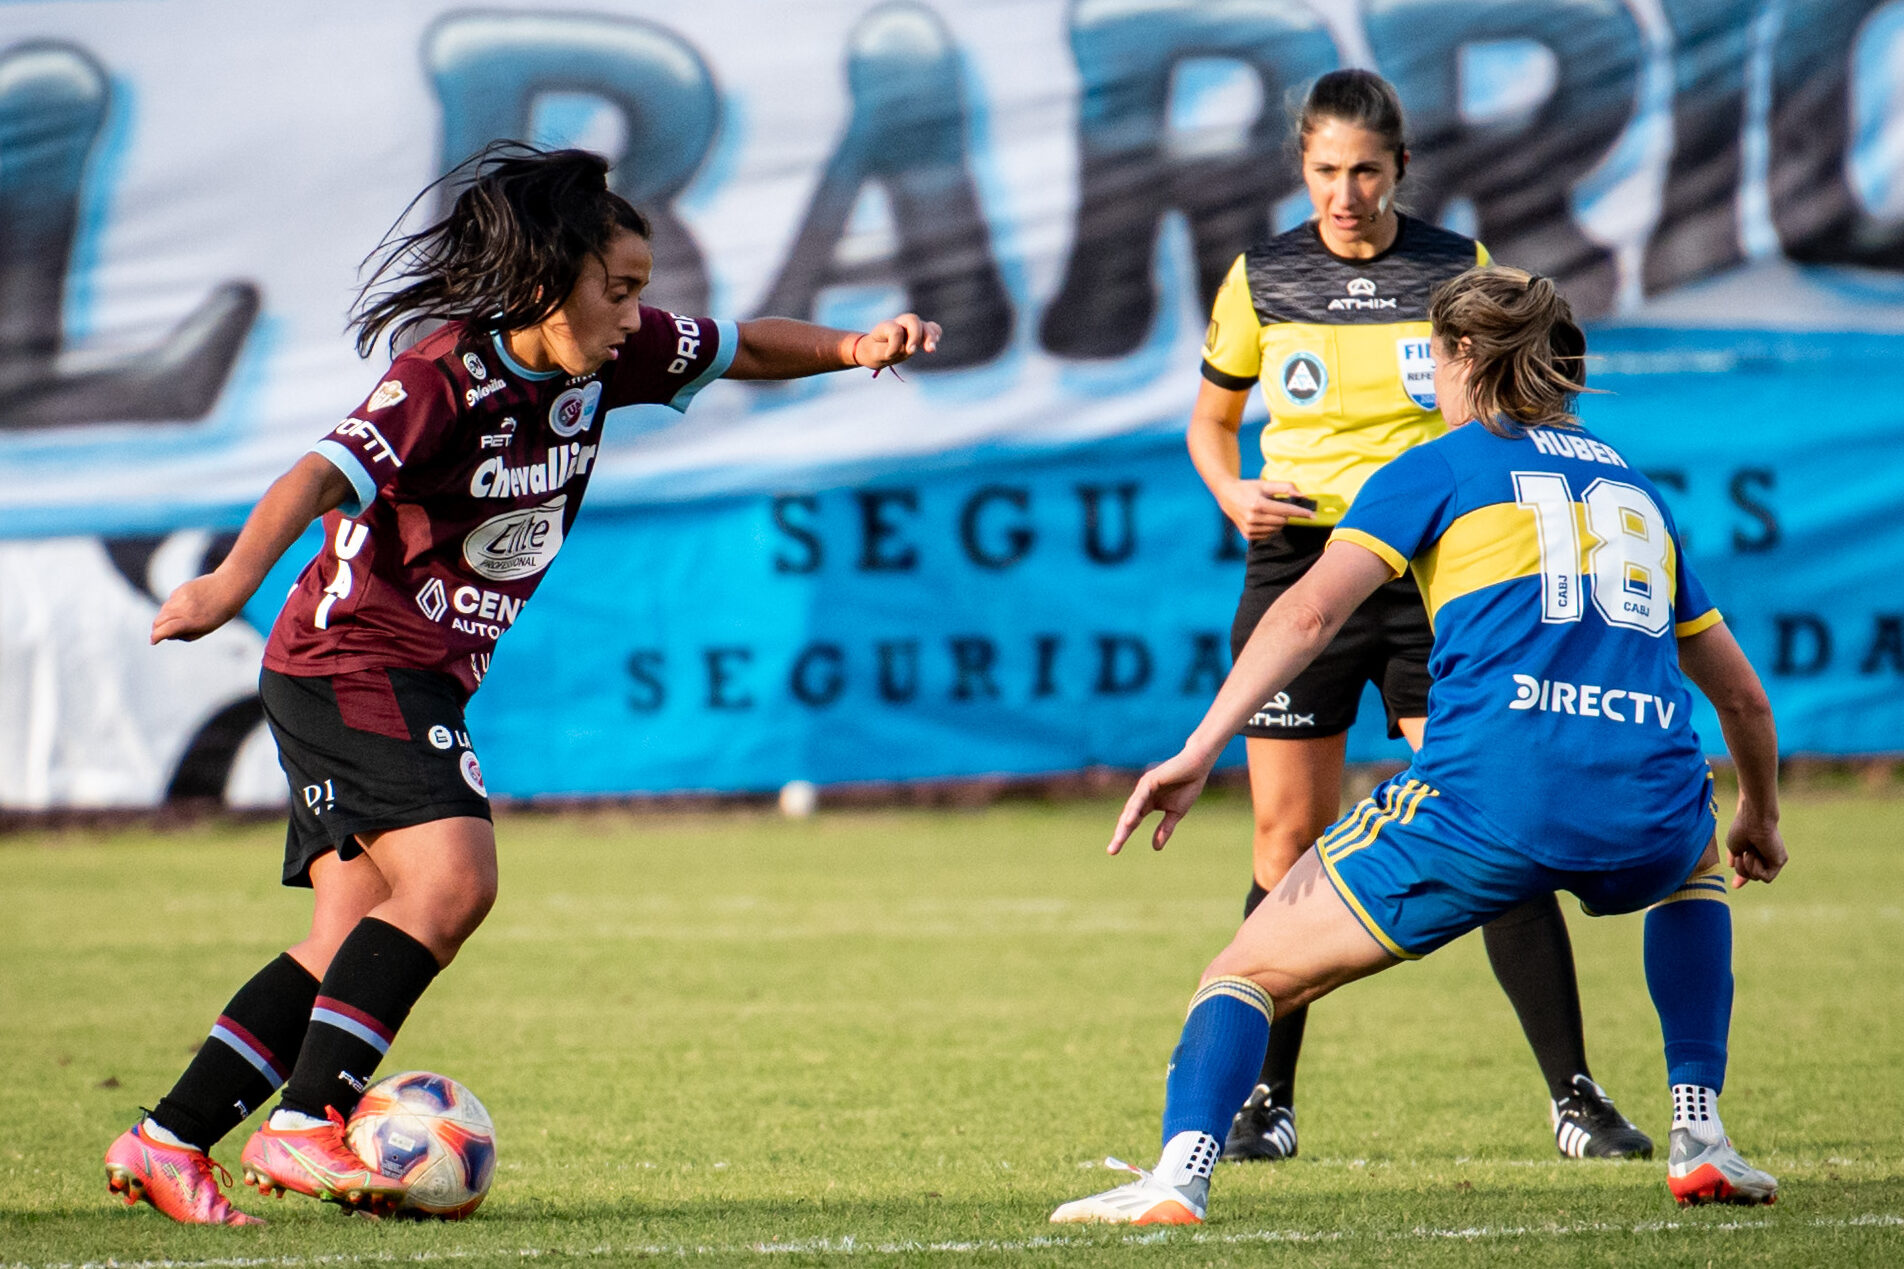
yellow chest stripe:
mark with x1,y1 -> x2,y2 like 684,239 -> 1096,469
1413,502 -> 1680,628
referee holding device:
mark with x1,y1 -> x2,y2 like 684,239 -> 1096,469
1187,70 -> 1650,1162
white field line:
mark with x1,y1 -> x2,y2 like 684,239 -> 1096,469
5,1213 -> 1900,1268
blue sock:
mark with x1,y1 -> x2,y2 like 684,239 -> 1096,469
1161,976 -> 1273,1149
1643,869 -> 1732,1093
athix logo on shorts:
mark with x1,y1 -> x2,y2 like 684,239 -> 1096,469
1280,352 -> 1327,406
1249,690 -> 1316,728
1509,675 -> 1679,728
463,352 -> 488,381
415,576 -> 448,621
1328,277 -> 1398,312
1397,337 -> 1437,409
549,380 -> 603,437
462,497 -> 566,581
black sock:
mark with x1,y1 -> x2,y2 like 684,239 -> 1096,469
1481,893 -> 1590,1101
277,918 -> 440,1120
150,953 -> 320,1149
1243,880 -> 1306,1109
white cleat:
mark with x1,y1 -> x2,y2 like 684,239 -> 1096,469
1050,1158 -> 1207,1226
1666,1128 -> 1777,1206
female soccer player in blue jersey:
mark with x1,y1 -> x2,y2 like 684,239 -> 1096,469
1053,265 -> 1785,1225
1191,69 -> 1641,1163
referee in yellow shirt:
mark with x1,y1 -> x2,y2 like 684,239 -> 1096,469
1188,69 -> 1651,1163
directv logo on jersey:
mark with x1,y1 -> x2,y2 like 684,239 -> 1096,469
1328,277 -> 1398,311
1280,352 -> 1327,406
1509,674 -> 1678,727
1249,691 -> 1315,728
463,497 -> 567,581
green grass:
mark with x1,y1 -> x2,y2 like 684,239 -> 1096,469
2,791 -> 1901,1266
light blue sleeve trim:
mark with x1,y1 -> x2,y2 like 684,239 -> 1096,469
667,318 -> 740,412
312,439 -> 378,517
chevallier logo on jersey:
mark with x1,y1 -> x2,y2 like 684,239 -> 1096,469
469,442 -> 597,498
1509,675 -> 1678,727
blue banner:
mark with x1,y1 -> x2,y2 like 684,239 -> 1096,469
445,320 -> 1904,795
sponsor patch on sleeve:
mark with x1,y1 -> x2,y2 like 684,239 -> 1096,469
366,379 -> 407,412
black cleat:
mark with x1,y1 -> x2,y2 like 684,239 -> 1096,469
1551,1074 -> 1654,1159
1221,1085 -> 1297,1162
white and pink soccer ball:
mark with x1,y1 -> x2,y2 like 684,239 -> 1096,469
347,1071 -> 497,1219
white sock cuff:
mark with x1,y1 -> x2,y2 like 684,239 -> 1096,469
1156,1130 -> 1221,1187
1671,1083 -> 1726,1145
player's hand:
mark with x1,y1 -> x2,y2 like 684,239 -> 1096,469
1108,750 -> 1213,856
150,573 -> 246,644
1725,809 -> 1787,887
855,314 -> 941,368
1217,478 -> 1314,540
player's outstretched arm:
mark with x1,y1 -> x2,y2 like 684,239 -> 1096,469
150,452 -> 353,644
1678,620 -> 1787,887
1109,541 -> 1393,856
722,314 -> 940,380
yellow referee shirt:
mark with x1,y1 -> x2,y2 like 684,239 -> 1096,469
1201,214 -> 1489,526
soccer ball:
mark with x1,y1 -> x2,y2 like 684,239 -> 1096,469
346,1071 -> 497,1218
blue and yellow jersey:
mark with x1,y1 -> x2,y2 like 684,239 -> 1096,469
1200,214 -> 1488,526
1331,421 -> 1720,868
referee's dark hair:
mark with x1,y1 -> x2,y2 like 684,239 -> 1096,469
351,142 -> 651,358
1297,69 -> 1407,178
1428,266 -> 1594,437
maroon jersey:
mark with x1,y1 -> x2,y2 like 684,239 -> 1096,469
264,307 -> 735,695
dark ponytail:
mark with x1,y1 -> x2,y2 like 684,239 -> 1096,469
1297,69 -> 1407,177
351,142 -> 651,358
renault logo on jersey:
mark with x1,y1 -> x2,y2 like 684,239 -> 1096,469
549,380 -> 602,438
1279,351 -> 1327,406
415,576 -> 448,621
463,497 -> 567,581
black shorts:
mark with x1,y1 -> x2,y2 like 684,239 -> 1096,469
1229,526 -> 1433,740
260,667 -> 491,888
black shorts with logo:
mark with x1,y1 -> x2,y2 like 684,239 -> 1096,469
1229,526 -> 1433,740
260,667 -> 491,888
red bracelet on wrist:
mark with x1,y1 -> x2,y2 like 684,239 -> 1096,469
850,333 -> 867,368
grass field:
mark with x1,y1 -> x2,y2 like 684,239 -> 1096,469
3,788 -> 1901,1267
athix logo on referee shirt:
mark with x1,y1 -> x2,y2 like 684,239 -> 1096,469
1328,277 -> 1398,311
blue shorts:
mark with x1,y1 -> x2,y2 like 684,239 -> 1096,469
1317,773 -> 1713,960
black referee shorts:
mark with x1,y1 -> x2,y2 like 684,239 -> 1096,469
1229,526 -> 1433,740
260,667 -> 492,888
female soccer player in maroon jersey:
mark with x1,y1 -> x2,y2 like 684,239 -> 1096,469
104,144 -> 940,1225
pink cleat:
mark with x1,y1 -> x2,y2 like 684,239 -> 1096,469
104,1122 -> 262,1226
240,1107 -> 407,1214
